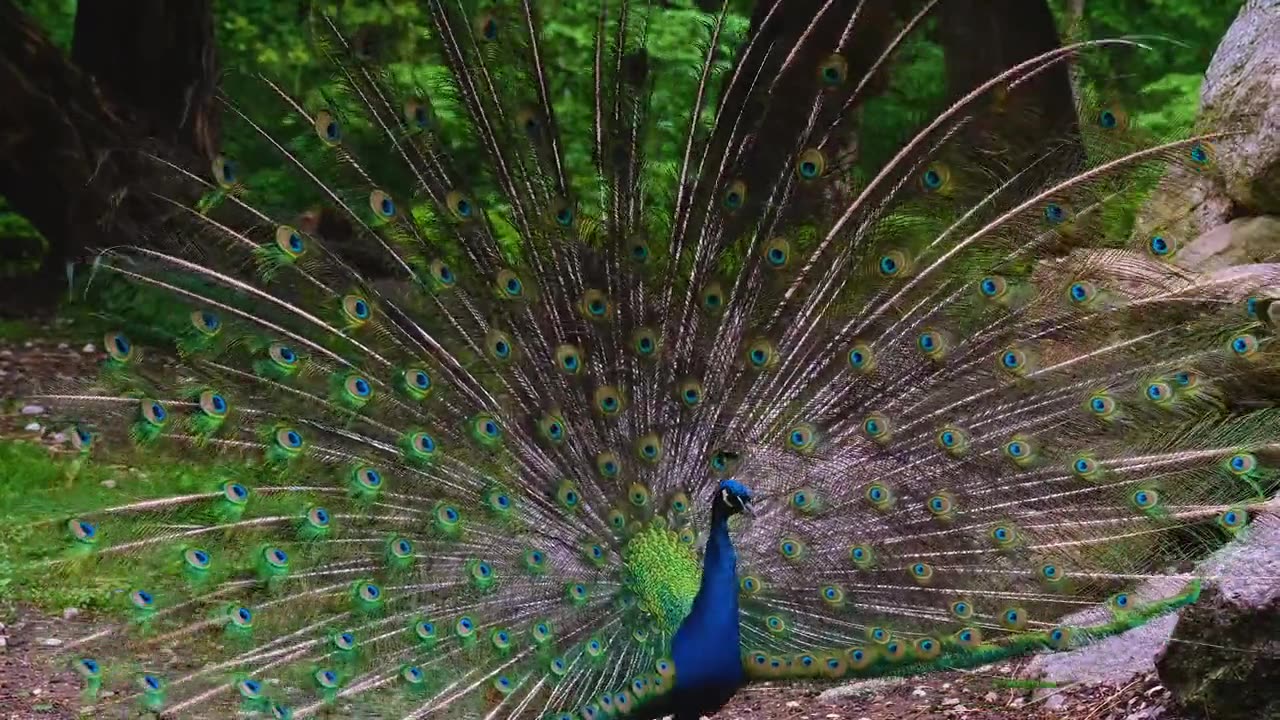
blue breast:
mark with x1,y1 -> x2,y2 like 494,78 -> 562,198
670,512 -> 745,693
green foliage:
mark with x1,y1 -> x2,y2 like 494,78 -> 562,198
0,0 -> 1245,287
1051,0 -> 1243,129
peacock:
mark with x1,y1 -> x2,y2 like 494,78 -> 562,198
17,1 -> 1280,719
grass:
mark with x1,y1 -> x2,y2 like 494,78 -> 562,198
0,439 -> 246,618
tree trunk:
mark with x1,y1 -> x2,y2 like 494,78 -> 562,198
0,0 -> 218,318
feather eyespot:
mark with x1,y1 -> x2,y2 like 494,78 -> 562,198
676,379 -> 703,408
1148,234 -> 1176,257
183,547 -> 211,571
722,180 -> 747,211
796,149 -> 826,180
849,544 -> 874,568
1226,452 -> 1257,476
700,282 -> 726,315
865,482 -> 894,510
403,99 -> 435,130
917,329 -> 946,359
1131,488 -> 1159,510
1229,333 -> 1259,359
786,423 -> 817,452
1043,202 -> 1068,225
1188,141 -> 1215,167
340,293 -> 371,324
1087,392 -> 1117,418
1068,281 -> 1097,304
474,13 -> 499,41
878,250 -> 910,277
847,342 -> 875,372
579,289 -> 611,320
268,342 -> 299,370
817,54 -> 848,86
274,225 -> 306,258
628,237 -> 652,264
428,259 -> 456,289
862,413 -> 890,442
495,269 -> 526,300
538,412 -> 568,445
104,331 -> 134,363
314,110 -> 341,144
979,275 -> 1007,299
635,432 -> 663,462
551,198 -> 575,227
594,386 -> 625,416
190,388 -> 226,417
596,452 -> 620,479
139,399 -> 167,426
191,310 -> 222,336
631,328 -> 659,358
762,237 -> 791,269
920,163 -> 951,192
485,330 -> 514,362
211,155 -> 237,187
445,190 -> 476,221
1218,508 -> 1248,532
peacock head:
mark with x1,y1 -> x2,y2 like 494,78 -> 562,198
715,478 -> 754,518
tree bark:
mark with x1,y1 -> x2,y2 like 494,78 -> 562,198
0,0 -> 218,318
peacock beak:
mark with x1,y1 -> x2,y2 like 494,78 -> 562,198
738,495 -> 755,517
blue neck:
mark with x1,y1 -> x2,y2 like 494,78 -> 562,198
670,508 -> 744,692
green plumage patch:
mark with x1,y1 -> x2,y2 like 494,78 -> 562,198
621,524 -> 701,633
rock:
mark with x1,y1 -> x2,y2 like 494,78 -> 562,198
1044,694 -> 1069,711
57,342 -> 69,350
24,422 -> 42,432
20,404 -> 45,415
1172,216 -> 1280,271
100,479 -> 116,489
1202,0 -> 1280,215
911,687 -> 927,698
785,701 -> 801,709
984,692 -> 999,703
942,698 -> 961,706
1157,514 -> 1280,720
63,607 -> 80,620
39,638 -> 63,646
1135,1 -> 1280,246
82,343 -> 95,353
0,636 -> 7,649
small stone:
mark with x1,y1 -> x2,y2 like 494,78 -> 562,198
1145,685 -> 1165,697
63,607 -> 80,620
942,698 -> 961,706
21,404 -> 45,415
23,340 -> 33,348
39,638 -> 63,646
100,479 -> 116,489
911,687 -> 928,698
32,688 -> 42,696
82,343 -> 96,353
57,342 -> 69,350
984,692 -> 1000,703
942,683 -> 952,690
786,701 -> 801,709
52,432 -> 67,443
100,691 -> 114,698
0,636 -> 7,648
1044,695 -> 1068,711
24,422 -> 42,432
826,714 -> 840,718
